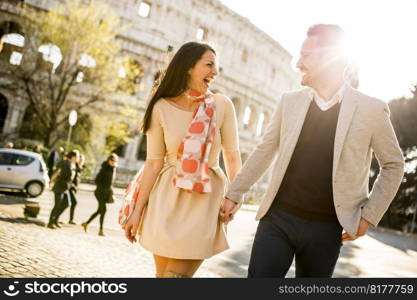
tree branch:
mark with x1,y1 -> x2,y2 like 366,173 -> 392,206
23,78 -> 50,129
56,93 -> 101,127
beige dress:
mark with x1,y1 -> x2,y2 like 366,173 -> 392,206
139,94 -> 239,259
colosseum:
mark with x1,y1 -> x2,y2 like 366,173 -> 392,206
0,0 -> 299,200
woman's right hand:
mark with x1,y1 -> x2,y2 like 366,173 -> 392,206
123,205 -> 143,243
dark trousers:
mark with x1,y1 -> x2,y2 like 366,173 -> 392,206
48,191 -> 67,225
248,208 -> 343,278
55,189 -> 77,222
68,189 -> 77,222
86,192 -> 107,230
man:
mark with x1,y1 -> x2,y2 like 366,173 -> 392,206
47,147 -> 64,178
55,153 -> 85,225
47,150 -> 78,229
221,24 -> 404,277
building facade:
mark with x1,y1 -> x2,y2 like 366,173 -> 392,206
0,0 -> 299,200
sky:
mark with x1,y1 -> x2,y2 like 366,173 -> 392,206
219,0 -> 417,102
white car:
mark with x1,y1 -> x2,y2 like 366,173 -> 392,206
0,148 -> 50,197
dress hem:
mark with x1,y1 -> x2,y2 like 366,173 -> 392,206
138,238 -> 229,260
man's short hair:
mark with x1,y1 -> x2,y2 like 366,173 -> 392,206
307,24 -> 346,48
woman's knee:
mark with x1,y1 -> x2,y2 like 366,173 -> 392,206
163,258 -> 203,278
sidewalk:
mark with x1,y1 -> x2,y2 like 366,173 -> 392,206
0,210 -> 220,278
1,191 -> 416,278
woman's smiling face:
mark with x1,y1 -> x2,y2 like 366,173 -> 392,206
187,50 -> 219,93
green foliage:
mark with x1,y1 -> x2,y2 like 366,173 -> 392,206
1,0 -> 142,147
104,121 -> 134,156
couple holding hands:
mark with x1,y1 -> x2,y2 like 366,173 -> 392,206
122,24 -> 404,278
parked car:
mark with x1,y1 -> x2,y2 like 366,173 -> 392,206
0,148 -> 49,197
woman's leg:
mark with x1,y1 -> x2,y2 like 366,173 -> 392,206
85,210 -> 99,224
54,191 -> 69,225
98,201 -> 107,230
162,258 -> 204,278
85,193 -> 102,225
153,254 -> 169,278
48,191 -> 63,227
69,189 -> 77,222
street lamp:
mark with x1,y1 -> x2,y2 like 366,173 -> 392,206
66,110 -> 77,150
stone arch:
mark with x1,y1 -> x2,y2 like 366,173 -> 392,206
0,93 -> 8,134
0,21 -> 25,63
256,112 -> 265,136
243,104 -> 257,131
38,44 -> 63,72
0,20 -> 24,37
231,97 -> 241,120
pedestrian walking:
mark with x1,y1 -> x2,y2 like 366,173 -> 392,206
82,154 -> 118,236
47,150 -> 78,229
122,42 -> 242,278
68,154 -> 85,224
53,153 -> 85,225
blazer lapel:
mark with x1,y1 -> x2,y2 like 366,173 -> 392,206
332,86 -> 358,180
283,90 -> 312,160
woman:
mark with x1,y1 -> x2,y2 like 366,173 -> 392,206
68,154 -> 85,224
123,42 -> 242,278
82,153 -> 118,236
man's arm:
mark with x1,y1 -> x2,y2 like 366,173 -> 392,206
361,102 -> 405,226
225,94 -> 286,204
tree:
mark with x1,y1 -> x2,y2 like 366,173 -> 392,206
0,0 -> 141,148
104,121 -> 134,156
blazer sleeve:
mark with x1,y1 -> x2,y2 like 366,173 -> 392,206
362,102 -> 405,226
225,93 -> 285,204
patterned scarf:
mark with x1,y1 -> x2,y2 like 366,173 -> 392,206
173,89 -> 216,193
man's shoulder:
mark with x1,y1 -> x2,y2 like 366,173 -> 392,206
348,86 -> 387,110
283,87 -> 310,100
277,87 -> 310,108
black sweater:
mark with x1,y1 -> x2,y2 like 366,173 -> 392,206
271,100 -> 341,223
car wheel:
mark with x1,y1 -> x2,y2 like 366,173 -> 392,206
26,181 -> 44,197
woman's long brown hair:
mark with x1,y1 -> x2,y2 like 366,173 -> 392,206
141,42 -> 215,133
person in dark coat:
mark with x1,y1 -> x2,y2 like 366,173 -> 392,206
47,150 -> 78,229
53,153 -> 85,225
68,154 -> 85,224
47,147 -> 64,178
82,153 -> 118,236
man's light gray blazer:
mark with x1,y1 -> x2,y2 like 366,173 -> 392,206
226,85 -> 405,237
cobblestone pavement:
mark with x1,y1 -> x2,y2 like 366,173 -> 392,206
1,190 -> 417,278
0,211 -> 219,278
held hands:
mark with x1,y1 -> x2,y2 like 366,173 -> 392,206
219,198 -> 240,225
341,217 -> 370,242
123,205 -> 144,243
